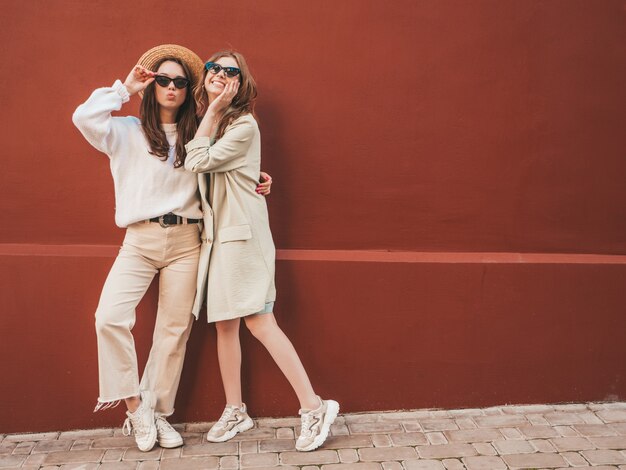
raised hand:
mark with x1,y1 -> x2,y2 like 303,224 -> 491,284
194,80 -> 241,138
208,80 -> 240,116
123,65 -> 155,96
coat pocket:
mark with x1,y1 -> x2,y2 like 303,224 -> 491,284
219,224 -> 252,243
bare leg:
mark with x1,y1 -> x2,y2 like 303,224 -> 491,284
215,318 -> 243,406
244,313 -> 319,410
125,396 -> 141,413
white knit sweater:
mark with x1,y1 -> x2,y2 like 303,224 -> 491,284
72,80 -> 202,228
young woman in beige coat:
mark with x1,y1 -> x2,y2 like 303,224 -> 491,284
184,51 -> 339,452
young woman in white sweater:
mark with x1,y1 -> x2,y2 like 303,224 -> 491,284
72,45 -> 271,452
184,51 -> 339,452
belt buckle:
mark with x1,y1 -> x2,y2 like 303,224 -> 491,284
159,213 -> 181,227
158,215 -> 170,228
158,213 -> 175,228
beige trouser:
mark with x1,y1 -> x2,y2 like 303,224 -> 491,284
95,222 -> 200,416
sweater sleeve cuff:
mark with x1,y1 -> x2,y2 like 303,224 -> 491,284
112,80 -> 130,103
185,136 -> 213,152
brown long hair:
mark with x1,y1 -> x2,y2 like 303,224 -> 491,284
140,57 -> 198,168
194,51 -> 257,140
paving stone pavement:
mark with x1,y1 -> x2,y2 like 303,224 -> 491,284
1,402 -> 625,469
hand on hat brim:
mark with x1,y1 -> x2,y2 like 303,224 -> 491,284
124,65 -> 156,96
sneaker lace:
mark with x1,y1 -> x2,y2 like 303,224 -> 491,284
300,411 -> 315,437
216,406 -> 236,427
123,411 -> 149,436
156,416 -> 174,433
122,417 -> 133,436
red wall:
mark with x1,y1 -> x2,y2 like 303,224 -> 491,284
1,0 -> 625,433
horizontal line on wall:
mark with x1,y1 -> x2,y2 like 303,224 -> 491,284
276,250 -> 626,264
0,244 -> 624,264
0,244 -> 118,257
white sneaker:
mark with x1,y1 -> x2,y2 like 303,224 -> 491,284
122,391 -> 157,452
156,416 -> 183,448
296,397 -> 339,452
206,403 -> 254,442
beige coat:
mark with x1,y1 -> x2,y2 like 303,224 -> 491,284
184,114 -> 276,322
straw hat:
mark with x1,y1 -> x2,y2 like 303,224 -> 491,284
137,44 -> 204,90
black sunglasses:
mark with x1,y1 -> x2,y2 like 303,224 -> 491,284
154,75 -> 190,89
205,62 -> 241,78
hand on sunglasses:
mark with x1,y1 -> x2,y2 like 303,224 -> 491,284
124,65 -> 156,96
207,80 -> 240,116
